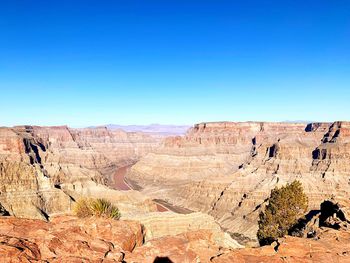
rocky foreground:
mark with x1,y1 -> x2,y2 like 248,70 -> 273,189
1,198 -> 350,262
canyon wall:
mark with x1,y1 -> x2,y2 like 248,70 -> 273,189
0,125 -> 162,219
2,121 -> 350,245
127,121 -> 350,242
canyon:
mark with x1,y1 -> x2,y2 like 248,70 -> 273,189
0,125 -> 163,219
128,121 -> 350,243
1,121 -> 350,262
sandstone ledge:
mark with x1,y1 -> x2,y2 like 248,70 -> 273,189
0,216 -> 143,262
1,215 -> 350,262
122,211 -> 242,248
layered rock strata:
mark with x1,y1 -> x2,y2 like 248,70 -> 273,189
121,211 -> 242,248
127,121 -> 350,242
0,126 -> 162,219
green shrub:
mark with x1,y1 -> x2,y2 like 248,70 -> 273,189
74,198 -> 121,220
257,180 -> 308,245
90,198 -> 121,219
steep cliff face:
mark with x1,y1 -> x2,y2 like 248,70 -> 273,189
26,126 -> 162,184
127,121 -> 350,241
0,126 -> 162,219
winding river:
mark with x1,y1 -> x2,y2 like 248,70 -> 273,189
111,165 -> 192,214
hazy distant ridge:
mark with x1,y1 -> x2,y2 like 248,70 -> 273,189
92,124 -> 191,135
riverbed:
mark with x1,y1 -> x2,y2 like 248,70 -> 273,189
111,165 -> 192,214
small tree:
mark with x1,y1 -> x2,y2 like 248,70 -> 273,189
257,180 -> 308,245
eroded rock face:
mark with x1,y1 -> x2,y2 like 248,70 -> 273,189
0,126 -> 162,219
121,211 -> 242,248
127,121 -> 350,242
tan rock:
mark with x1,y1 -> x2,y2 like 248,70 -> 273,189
0,125 -> 162,219
127,121 -> 350,242
122,211 -> 242,248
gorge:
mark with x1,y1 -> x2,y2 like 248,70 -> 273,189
1,121 -> 350,262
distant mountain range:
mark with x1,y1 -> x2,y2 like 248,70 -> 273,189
91,124 -> 191,136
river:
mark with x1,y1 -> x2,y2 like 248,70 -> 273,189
111,165 -> 192,214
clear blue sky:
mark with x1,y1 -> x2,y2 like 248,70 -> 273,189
0,0 -> 349,127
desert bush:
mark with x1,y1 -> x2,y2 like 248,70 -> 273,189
74,198 -> 121,220
73,198 -> 93,218
90,198 -> 121,219
257,180 -> 308,245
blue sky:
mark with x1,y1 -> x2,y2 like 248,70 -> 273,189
0,0 -> 349,127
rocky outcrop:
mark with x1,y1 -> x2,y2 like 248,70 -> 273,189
0,126 -> 162,219
0,215 -> 238,262
122,211 -> 242,248
2,201 -> 350,262
126,228 -> 350,263
290,197 -> 350,238
125,230 -> 226,263
319,198 -> 350,230
212,229 -> 350,263
0,216 -> 143,262
0,127 -> 72,219
127,121 -> 350,242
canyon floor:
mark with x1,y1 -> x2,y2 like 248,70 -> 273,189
1,122 -> 350,262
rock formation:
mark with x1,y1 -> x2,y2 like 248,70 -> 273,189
211,229 -> 350,263
121,211 -> 242,248
290,197 -> 350,238
1,212 -> 350,262
0,215 -> 143,262
127,121 -> 350,243
1,121 -> 350,261
0,125 -> 162,219
125,230 -> 226,263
